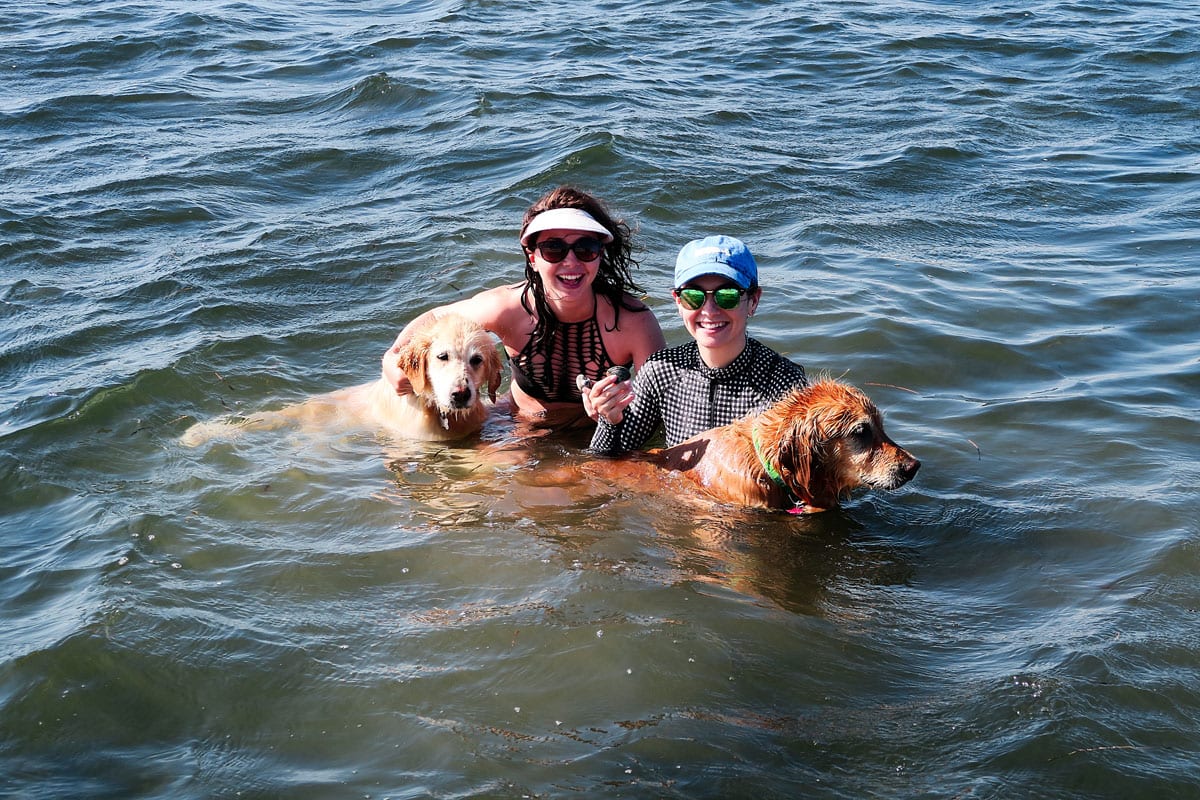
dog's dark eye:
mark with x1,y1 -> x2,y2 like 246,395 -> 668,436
851,422 -> 873,442
436,352 -> 450,361
469,354 -> 484,367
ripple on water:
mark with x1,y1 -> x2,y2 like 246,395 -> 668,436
3,0 -> 1200,797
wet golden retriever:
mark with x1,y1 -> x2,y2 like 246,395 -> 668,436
181,314 -> 503,444
586,379 -> 920,513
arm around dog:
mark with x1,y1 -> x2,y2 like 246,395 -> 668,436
381,286 -> 524,396
382,309 -> 440,396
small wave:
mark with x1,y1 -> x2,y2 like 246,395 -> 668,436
13,90 -> 206,126
325,71 -> 441,115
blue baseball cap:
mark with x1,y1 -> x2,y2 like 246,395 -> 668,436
674,235 -> 758,289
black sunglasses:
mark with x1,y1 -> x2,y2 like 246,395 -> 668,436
673,286 -> 748,310
530,237 -> 604,264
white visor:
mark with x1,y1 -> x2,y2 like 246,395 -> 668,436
520,207 -> 614,245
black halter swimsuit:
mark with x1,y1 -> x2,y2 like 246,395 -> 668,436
509,303 -> 628,404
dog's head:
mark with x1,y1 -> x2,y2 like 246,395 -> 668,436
396,315 -> 504,413
757,379 -> 920,510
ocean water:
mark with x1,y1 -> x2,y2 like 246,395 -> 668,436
2,1 -> 1199,797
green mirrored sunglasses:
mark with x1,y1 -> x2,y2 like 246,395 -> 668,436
673,286 -> 747,310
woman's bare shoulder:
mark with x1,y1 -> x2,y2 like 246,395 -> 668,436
439,283 -> 531,343
601,293 -> 666,364
616,293 -> 663,332
440,283 -> 523,318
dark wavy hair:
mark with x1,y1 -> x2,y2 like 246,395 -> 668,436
518,186 -> 649,350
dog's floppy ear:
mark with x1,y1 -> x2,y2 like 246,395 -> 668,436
757,387 -> 820,506
396,329 -> 431,396
484,341 -> 504,403
773,413 -> 815,502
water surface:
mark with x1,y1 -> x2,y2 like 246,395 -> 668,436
2,1 -> 1199,797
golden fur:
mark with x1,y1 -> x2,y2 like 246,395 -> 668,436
586,379 -> 920,513
181,314 -> 503,445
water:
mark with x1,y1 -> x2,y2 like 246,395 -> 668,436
3,1 -> 1199,797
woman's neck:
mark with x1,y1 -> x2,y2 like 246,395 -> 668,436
539,287 -> 597,324
698,336 -> 748,370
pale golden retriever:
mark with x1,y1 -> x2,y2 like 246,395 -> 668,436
585,379 -> 920,513
181,314 -> 503,445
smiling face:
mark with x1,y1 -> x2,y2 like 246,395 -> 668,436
525,228 -> 604,305
675,274 -> 762,368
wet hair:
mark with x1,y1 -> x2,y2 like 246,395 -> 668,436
518,185 -> 648,350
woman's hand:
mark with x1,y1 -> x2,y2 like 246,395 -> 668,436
581,374 -> 633,424
382,338 -> 414,396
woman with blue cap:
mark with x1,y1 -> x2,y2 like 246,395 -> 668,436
585,235 -> 807,453
381,186 -> 665,433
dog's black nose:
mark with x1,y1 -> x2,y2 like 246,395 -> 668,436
450,387 -> 473,408
901,457 -> 921,479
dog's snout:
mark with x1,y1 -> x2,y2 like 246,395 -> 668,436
450,386 -> 473,408
900,455 -> 921,480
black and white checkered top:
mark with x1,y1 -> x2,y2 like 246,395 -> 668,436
588,337 -> 807,453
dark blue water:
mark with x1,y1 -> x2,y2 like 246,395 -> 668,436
3,1 -> 1199,797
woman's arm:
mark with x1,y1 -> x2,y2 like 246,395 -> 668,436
380,286 -> 521,394
586,363 -> 664,454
